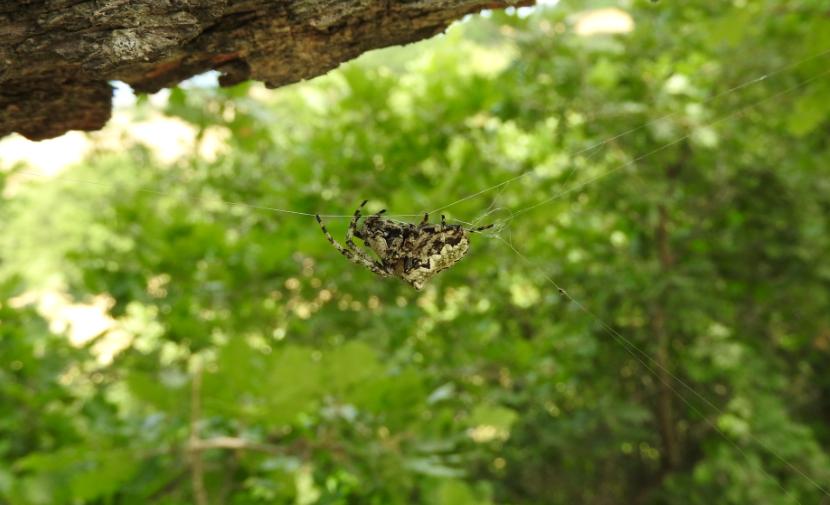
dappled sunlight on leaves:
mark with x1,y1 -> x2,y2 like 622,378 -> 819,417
2,1 -> 830,504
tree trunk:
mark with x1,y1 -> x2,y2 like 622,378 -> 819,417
652,205 -> 680,471
651,149 -> 687,473
1,0 -> 531,141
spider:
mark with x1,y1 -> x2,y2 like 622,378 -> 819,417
316,201 -> 493,290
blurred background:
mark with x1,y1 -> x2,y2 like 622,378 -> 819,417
2,1 -> 830,503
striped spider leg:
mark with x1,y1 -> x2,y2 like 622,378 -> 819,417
315,201 -> 391,278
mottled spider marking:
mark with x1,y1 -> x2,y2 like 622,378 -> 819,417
316,204 -> 493,290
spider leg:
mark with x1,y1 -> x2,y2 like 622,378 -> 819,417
346,204 -> 383,261
344,247 -> 392,277
441,215 -> 446,230
467,223 -> 494,233
316,214 -> 355,260
347,230 -> 385,267
346,201 -> 391,264
420,213 -> 429,226
357,200 -> 386,221
316,214 -> 390,277
347,202 -> 365,241
345,201 -> 394,273
364,260 -> 393,278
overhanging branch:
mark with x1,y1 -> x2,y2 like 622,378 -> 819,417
0,0 -> 532,141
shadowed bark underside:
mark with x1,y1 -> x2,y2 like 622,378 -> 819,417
0,0 -> 530,141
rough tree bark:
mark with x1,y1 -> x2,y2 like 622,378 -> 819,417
0,0 -> 530,141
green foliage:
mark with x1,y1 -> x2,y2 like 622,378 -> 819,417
2,1 -> 830,503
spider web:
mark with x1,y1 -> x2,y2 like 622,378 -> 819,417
454,62 -> 830,502
399,52 -> 830,501
497,234 -> 830,502
453,60 -> 830,502
12,44 -> 830,501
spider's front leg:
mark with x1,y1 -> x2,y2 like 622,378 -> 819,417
316,214 -> 355,261
347,200 -> 377,249
346,202 -> 387,264
364,259 -> 394,278
316,212 -> 390,278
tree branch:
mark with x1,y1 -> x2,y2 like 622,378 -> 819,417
0,0 -> 533,140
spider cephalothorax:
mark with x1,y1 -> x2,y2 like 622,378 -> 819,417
316,201 -> 492,290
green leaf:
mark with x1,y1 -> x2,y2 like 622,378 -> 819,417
125,369 -> 189,413
404,457 -> 466,478
468,405 -> 518,435
323,341 -> 382,392
69,449 -> 139,501
434,480 -> 488,505
786,87 -> 830,136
